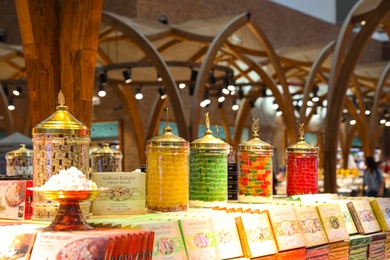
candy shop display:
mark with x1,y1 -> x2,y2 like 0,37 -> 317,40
237,118 -> 274,203
146,110 -> 189,212
5,144 -> 33,177
91,143 -> 122,173
286,123 -> 319,197
31,91 -> 90,219
189,113 -> 229,207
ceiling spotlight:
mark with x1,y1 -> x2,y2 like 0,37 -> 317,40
271,99 -> 279,110
276,109 -> 283,116
232,99 -> 239,111
122,68 -> 132,84
227,83 -> 235,92
202,90 -> 211,106
261,84 -> 267,97
190,68 -> 198,81
380,119 -> 386,124
365,109 -> 371,115
8,98 -> 15,111
159,87 -> 167,99
99,72 -> 107,85
238,87 -> 244,99
13,86 -> 22,96
386,121 -> 390,127
2,84 -> 8,96
179,83 -> 186,89
350,119 -> 356,125
222,88 -> 229,95
157,73 -> 162,82
217,89 -> 225,103
311,85 -> 319,102
98,84 -> 106,97
208,70 -> 216,85
135,87 -> 143,100
307,100 -> 314,107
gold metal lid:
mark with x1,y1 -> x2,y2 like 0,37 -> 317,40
91,143 -> 122,157
286,123 -> 318,153
6,144 -> 33,157
146,108 -> 189,148
238,118 -> 273,152
32,91 -> 90,135
191,113 -> 229,152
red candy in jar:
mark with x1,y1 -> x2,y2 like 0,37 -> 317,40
286,123 -> 319,197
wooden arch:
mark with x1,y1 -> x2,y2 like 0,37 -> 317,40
368,64 -> 390,152
190,13 -> 251,140
100,11 -> 189,142
324,0 -> 390,193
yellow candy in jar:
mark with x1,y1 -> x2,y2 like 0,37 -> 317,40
145,110 -> 189,212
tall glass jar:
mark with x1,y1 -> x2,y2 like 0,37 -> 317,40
286,123 -> 319,197
146,118 -> 189,212
31,91 -> 90,219
237,118 -> 274,203
189,113 -> 229,208
91,143 -> 122,173
6,144 -> 33,177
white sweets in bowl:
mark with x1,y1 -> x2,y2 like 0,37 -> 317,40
36,167 -> 97,191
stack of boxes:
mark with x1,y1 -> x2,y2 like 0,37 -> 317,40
348,234 -> 370,259
368,233 -> 386,259
228,162 -> 238,201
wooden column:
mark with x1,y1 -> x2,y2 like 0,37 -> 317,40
14,0 -> 103,128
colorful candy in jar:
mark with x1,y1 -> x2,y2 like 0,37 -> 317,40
147,150 -> 189,211
286,123 -> 319,197
146,109 -> 189,212
238,118 -> 274,203
189,113 -> 229,208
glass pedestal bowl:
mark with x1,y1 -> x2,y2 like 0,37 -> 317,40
29,189 -> 105,231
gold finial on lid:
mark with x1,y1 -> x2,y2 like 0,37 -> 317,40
252,118 -> 260,138
164,107 -> 172,132
299,123 -> 305,142
165,107 -> 170,126
58,90 -> 65,106
204,112 -> 212,135
215,125 -> 219,138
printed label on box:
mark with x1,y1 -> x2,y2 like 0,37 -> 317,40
0,180 -> 33,220
92,172 -> 145,215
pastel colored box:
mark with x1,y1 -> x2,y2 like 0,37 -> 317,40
92,171 -> 146,215
0,180 -> 33,220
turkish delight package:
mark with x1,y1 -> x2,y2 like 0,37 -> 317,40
370,198 -> 390,232
235,213 -> 277,258
92,171 -> 145,215
293,205 -> 329,248
30,231 -> 113,260
0,180 -> 33,220
133,220 -> 188,260
210,214 -> 243,259
316,203 -> 349,242
179,217 -> 220,260
266,205 -> 306,252
347,199 -> 381,235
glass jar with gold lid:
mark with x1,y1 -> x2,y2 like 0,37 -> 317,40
145,109 -> 189,212
31,91 -> 90,220
286,123 -> 319,197
238,118 -> 274,203
189,113 -> 229,208
6,144 -> 33,177
91,143 -> 122,172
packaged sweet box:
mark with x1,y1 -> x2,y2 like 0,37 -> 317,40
92,171 -> 145,215
0,180 -> 33,220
